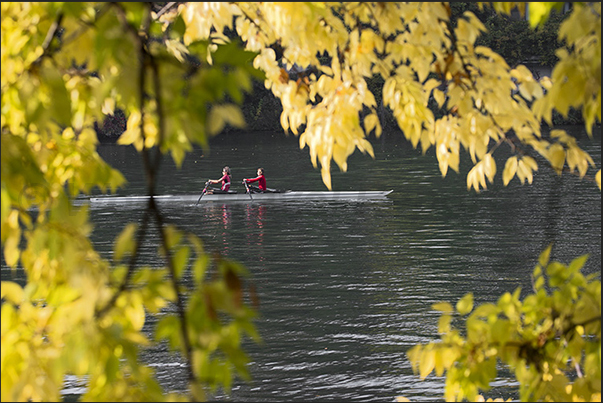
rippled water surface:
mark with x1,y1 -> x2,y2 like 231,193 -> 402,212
4,127 -> 601,402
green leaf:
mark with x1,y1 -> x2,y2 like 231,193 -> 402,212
471,303 -> 498,318
207,104 -> 246,136
193,255 -> 210,284
162,225 -> 183,252
491,319 -> 513,346
173,245 -> 190,280
114,223 -> 138,263
41,67 -> 72,127
534,276 -> 545,290
538,244 -> 553,268
527,2 -> 563,28
1,188 -> 11,229
124,295 -> 146,331
155,315 -> 181,351
567,254 -> 589,274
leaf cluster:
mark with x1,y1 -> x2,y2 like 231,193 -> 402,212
406,245 -> 601,402
176,2 -> 600,191
2,2 -> 262,401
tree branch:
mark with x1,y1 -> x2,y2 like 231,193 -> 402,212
150,197 -> 197,387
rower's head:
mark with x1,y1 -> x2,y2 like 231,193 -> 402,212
223,166 -> 230,175
257,168 -> 264,175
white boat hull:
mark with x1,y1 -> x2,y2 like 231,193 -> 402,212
89,190 -> 393,204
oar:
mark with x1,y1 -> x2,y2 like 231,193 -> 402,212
243,180 -> 253,201
195,181 -> 210,205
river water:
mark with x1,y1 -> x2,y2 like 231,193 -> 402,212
4,126 -> 602,401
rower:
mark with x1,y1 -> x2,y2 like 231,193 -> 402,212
206,166 -> 232,194
243,168 -> 266,193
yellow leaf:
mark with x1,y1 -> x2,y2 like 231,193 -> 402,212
363,113 -> 378,135
511,64 -> 534,82
467,167 -> 478,192
547,143 -> 565,174
101,98 -> 115,115
483,154 -> 496,183
521,158 -> 537,175
333,144 -> 349,172
503,157 -> 518,186
424,78 -> 441,93
433,88 -> 445,108
440,348 -> 458,371
517,159 -> 533,184
125,298 -> 146,331
321,166 -> 332,190
165,38 -> 189,63
467,163 -> 486,192
123,330 -> 150,345
3,211 -> 21,267
434,349 -> 445,376
433,302 -> 454,313
528,2 -> 560,27
143,119 -> 159,149
118,111 -> 143,151
456,293 -> 474,315
1,281 -> 24,303
406,345 -> 422,373
438,314 -> 452,334
538,244 -> 553,269
419,348 -> 436,379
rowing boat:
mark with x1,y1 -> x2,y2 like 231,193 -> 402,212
89,190 -> 393,204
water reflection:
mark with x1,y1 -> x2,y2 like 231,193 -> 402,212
244,204 -> 266,262
198,203 -> 233,254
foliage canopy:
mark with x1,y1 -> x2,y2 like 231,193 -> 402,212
1,2 -> 601,402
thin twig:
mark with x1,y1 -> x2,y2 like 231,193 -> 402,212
154,2 -> 178,19
30,12 -> 64,67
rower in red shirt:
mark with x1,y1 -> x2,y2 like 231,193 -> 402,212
205,166 -> 232,194
243,168 -> 266,193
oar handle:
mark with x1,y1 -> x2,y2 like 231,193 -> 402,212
243,180 -> 253,201
195,182 -> 210,205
